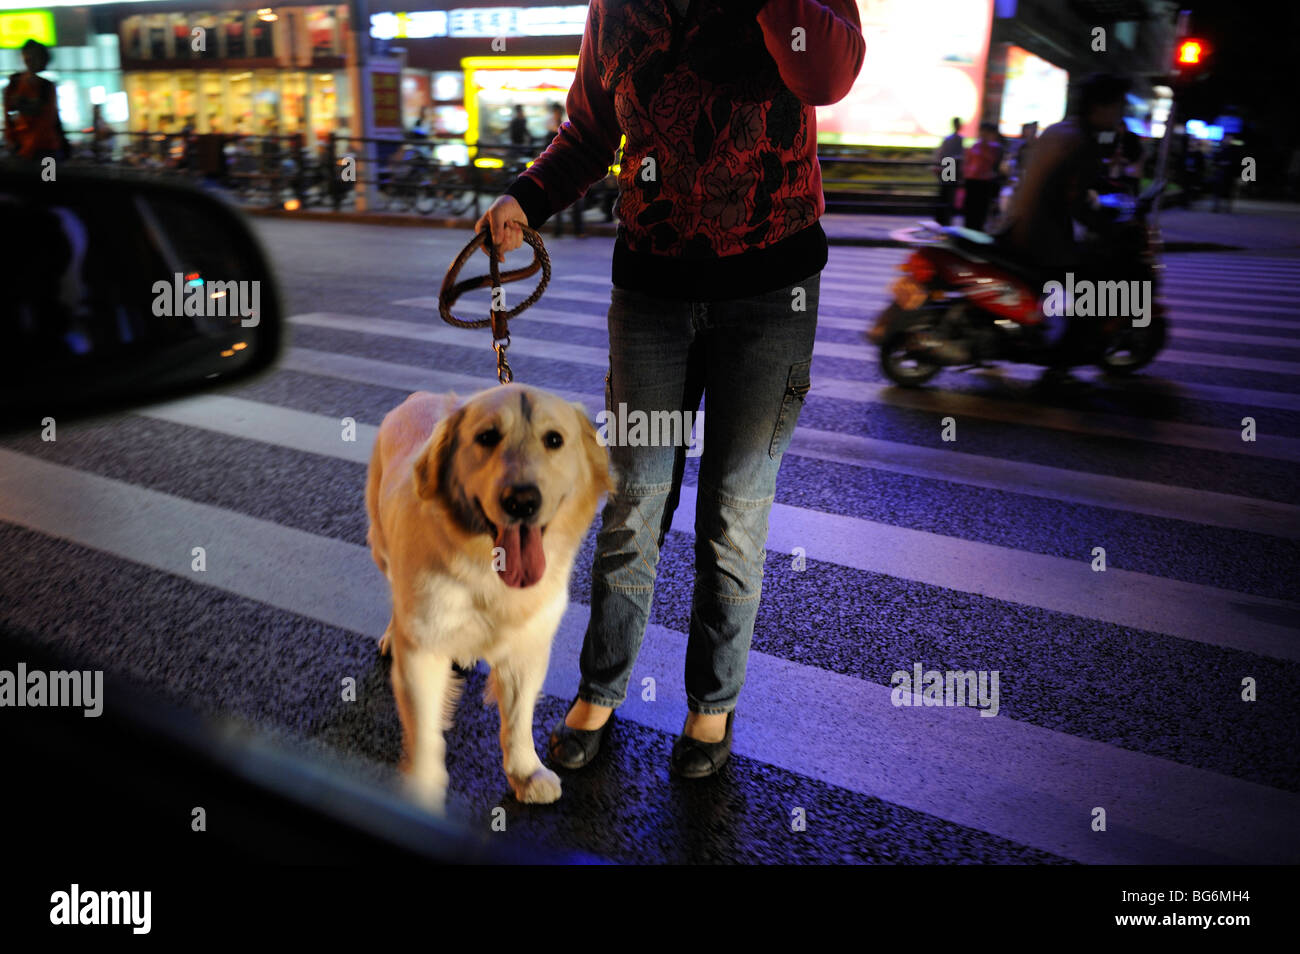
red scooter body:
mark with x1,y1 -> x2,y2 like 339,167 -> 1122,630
871,183 -> 1168,387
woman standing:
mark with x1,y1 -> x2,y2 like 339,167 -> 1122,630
476,0 -> 864,778
3,40 -> 68,163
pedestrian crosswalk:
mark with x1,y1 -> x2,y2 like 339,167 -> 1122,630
2,241 -> 1298,864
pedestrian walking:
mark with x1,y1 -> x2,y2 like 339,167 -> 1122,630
1211,139 -> 1240,213
961,121 -> 1003,232
508,104 -> 530,148
3,40 -> 68,164
933,117 -> 963,226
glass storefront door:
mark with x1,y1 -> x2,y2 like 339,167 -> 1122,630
253,70 -> 280,135
282,72 -> 306,135
198,72 -> 225,133
175,72 -> 197,129
227,71 -> 252,134
310,72 -> 341,146
125,72 -> 176,131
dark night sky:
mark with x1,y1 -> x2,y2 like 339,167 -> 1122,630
1177,1 -> 1299,144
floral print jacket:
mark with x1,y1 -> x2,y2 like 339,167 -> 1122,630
506,0 -> 865,299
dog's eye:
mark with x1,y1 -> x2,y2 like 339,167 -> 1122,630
544,431 -> 564,450
475,428 -> 502,448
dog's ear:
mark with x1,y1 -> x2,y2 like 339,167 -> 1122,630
414,401 -> 467,502
572,401 -> 614,499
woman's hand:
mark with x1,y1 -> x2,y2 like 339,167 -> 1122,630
474,195 -> 528,262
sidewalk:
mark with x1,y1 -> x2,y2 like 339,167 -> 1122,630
245,195 -> 1300,253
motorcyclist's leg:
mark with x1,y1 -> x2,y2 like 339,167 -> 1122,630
1072,241 -> 1113,366
1037,261 -> 1087,389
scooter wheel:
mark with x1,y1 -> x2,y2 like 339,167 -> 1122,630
1098,310 -> 1167,376
880,326 -> 943,387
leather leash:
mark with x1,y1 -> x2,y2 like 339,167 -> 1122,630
438,225 -> 551,384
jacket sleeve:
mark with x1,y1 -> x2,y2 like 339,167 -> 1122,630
504,1 -> 622,229
756,0 -> 866,106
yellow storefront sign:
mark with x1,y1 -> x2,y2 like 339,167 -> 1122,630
0,10 -> 57,50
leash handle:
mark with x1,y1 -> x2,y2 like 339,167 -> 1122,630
439,225 -> 550,385
438,225 -> 551,329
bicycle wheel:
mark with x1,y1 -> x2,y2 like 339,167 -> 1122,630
414,179 -> 436,215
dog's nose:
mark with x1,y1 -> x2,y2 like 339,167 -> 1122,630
501,484 -> 542,521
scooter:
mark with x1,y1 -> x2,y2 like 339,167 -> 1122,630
871,179 -> 1168,388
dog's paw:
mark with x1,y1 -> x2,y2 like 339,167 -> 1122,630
378,628 -> 392,656
406,774 -> 448,816
509,766 -> 562,805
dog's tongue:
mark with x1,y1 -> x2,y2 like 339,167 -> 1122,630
495,521 -> 546,588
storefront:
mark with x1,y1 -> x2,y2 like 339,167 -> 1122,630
113,2 -> 353,146
462,56 -> 575,149
369,1 -> 586,146
121,65 -> 349,139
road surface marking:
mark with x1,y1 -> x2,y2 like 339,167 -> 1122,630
0,446 -> 1294,864
93,398 -> 1300,657
289,314 -> 1300,461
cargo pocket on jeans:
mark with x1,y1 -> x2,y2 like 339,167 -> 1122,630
768,359 -> 811,459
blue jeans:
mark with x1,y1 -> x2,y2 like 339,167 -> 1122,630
578,272 -> 820,715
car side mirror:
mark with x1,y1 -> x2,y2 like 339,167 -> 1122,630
0,164 -> 282,432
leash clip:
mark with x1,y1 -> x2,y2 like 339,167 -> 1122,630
493,332 -> 513,384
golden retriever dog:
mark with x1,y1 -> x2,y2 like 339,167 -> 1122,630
366,384 -> 612,814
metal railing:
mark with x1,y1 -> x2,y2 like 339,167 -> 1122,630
51,131 -> 619,218
44,133 -> 948,214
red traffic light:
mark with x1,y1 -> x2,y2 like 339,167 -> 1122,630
1177,39 -> 1205,66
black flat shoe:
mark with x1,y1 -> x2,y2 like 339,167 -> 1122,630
670,710 -> 735,778
547,697 -> 614,770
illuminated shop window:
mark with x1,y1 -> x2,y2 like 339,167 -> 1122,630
199,72 -> 224,133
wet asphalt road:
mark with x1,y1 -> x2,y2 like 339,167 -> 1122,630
2,218 -> 1298,864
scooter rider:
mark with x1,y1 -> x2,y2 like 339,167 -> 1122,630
994,73 -> 1131,389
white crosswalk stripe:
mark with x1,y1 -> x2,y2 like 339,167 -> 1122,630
120,395 -> 1300,656
3,243 -> 1298,864
275,348 -> 1300,537
290,312 -> 1300,460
